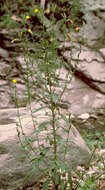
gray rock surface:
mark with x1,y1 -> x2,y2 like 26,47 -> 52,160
59,42 -> 105,94
79,0 -> 105,47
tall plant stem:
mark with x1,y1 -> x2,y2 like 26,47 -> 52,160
48,73 -> 57,160
51,106 -> 57,160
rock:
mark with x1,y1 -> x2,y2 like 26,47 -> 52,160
0,110 -> 91,189
100,48 -> 105,56
79,0 -> 105,48
0,87 -> 12,109
98,149 -> 105,157
0,48 -> 9,59
65,1 -> 105,48
92,97 -> 105,108
59,42 -> 105,94
78,113 -> 90,120
0,62 -> 11,77
0,107 -> 29,125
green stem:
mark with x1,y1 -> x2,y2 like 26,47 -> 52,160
48,72 -> 57,160
51,106 -> 57,159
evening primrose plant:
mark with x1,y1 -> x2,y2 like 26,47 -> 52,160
10,1 -> 99,190
13,6 -> 79,190
0,0 -> 104,189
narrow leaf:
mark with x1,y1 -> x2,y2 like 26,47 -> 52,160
52,93 -> 58,103
36,121 -> 51,134
60,114 -> 69,124
31,106 -> 46,113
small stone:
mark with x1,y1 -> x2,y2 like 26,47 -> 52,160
70,114 -> 75,119
78,113 -> 90,120
95,94 -> 104,99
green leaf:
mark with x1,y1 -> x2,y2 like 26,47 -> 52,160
52,93 -> 58,104
60,180 -> 65,190
31,106 -> 46,113
53,171 -> 60,186
42,179 -> 50,190
60,114 -> 69,124
58,161 -> 69,172
36,121 -> 51,134
40,147 -> 50,157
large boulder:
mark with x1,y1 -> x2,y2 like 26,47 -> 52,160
59,42 -> 105,94
79,0 -> 105,47
0,108 -> 91,190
